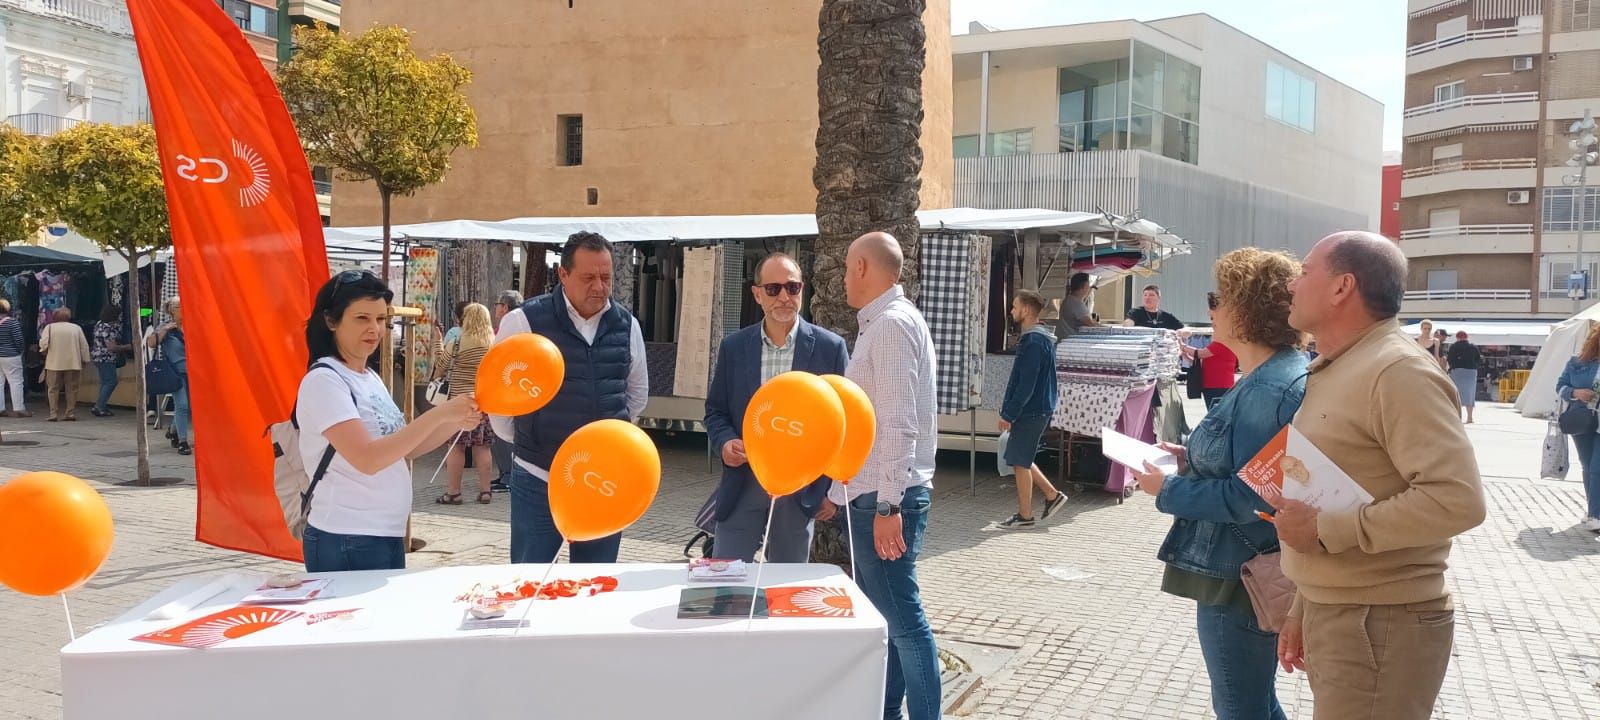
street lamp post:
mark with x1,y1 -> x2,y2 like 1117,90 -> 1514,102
1567,110 -> 1599,311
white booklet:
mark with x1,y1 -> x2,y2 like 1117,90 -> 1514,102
240,578 -> 332,605
1099,427 -> 1178,475
1237,425 -> 1374,513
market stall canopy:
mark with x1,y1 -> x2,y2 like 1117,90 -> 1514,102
1400,320 -> 1554,348
1517,304 -> 1600,418
324,207 -> 1188,249
45,231 -> 161,277
0,243 -> 106,274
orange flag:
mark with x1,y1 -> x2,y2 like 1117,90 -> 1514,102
129,0 -> 328,561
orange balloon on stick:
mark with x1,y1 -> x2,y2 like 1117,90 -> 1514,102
0,472 -> 114,596
548,419 -> 661,542
475,333 -> 565,416
820,374 -> 876,484
743,371 -> 846,497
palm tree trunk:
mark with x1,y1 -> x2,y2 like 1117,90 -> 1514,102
809,0 -> 928,568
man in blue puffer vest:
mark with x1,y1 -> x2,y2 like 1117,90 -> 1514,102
490,232 -> 649,564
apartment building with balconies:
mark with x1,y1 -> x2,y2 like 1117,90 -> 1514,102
1402,0 -> 1600,320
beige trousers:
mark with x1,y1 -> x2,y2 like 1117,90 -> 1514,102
45,369 -> 81,419
1301,596 -> 1455,720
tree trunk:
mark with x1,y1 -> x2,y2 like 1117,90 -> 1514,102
127,248 -> 151,486
379,189 -> 393,284
379,189 -> 395,390
811,0 -> 928,342
809,0 -> 928,569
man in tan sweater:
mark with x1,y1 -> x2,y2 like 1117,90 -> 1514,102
1274,231 -> 1486,720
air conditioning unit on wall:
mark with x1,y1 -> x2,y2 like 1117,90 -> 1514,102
1513,56 -> 1534,71
1508,190 -> 1531,204
65,81 -> 88,101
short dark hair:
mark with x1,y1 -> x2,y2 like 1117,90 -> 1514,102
1014,289 -> 1044,315
1069,272 -> 1092,294
306,270 -> 393,368
560,231 -> 614,270
1142,284 -> 1161,295
754,252 -> 799,282
496,290 -> 523,308
452,300 -> 469,322
1324,232 -> 1406,320
101,305 -> 121,323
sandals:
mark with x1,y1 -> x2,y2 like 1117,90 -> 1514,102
476,491 -> 493,505
436,492 -> 463,505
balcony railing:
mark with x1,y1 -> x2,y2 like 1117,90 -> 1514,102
1404,289 -> 1532,301
0,0 -> 132,35
1403,92 -> 1539,119
4,113 -> 82,137
313,180 -> 333,195
1406,26 -> 1537,56
1399,224 -> 1535,241
1402,157 -> 1538,178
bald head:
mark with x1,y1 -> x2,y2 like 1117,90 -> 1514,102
1321,231 -> 1407,319
852,232 -> 905,278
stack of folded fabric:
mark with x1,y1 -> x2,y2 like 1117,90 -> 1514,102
1055,326 -> 1182,384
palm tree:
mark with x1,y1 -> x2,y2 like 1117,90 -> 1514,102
809,0 -> 928,568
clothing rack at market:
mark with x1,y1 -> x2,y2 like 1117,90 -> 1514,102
1050,326 -> 1182,501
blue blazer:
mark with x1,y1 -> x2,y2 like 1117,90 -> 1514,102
704,318 -> 850,522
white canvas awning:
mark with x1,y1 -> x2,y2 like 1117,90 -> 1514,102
45,230 -> 163,277
1401,320 -> 1554,348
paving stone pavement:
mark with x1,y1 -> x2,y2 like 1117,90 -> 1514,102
0,400 -> 1596,719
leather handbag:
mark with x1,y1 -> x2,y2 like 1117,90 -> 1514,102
1559,399 -> 1598,436
425,338 -> 459,405
1232,526 -> 1296,633
144,333 -> 183,396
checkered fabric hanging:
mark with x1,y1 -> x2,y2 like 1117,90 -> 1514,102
919,232 -> 969,414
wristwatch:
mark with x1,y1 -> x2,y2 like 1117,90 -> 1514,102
875,501 -> 900,517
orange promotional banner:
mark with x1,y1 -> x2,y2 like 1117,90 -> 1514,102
128,0 -> 328,561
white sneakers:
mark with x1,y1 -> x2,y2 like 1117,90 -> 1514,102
1582,517 -> 1600,532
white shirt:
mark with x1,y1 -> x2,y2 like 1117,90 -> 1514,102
829,285 -> 937,506
489,294 -> 649,480
297,360 -> 411,537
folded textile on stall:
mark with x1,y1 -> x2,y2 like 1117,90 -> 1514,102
1054,326 -> 1181,383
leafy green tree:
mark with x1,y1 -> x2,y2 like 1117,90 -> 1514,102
0,125 -> 46,249
37,122 -> 171,485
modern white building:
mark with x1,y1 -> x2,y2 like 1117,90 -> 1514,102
952,14 -> 1386,322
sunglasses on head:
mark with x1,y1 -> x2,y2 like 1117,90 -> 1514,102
758,281 -> 804,297
333,269 -> 378,291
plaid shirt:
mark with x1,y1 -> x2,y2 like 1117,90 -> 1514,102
759,320 -> 799,384
830,285 -> 938,506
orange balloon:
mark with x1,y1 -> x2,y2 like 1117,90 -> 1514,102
0,472 -> 114,596
475,333 -> 565,416
743,371 -> 846,497
548,419 -> 661,542
820,374 -> 876,484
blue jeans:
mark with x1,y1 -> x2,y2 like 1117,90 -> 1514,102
509,466 -> 622,564
94,361 -> 119,412
302,525 -> 405,573
1570,432 -> 1600,518
172,378 -> 192,444
848,487 -> 940,720
1196,602 -> 1286,720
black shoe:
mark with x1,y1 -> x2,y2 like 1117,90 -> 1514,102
1041,492 -> 1068,519
177,442 -> 192,456
490,479 -> 510,493
996,513 -> 1036,530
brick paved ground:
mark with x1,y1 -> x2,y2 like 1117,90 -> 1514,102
1,399 -> 1595,719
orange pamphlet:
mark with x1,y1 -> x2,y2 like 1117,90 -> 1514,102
133,606 -> 304,649
1237,425 -> 1374,513
765,587 -> 855,618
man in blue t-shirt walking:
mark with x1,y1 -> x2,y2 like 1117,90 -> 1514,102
997,289 -> 1066,529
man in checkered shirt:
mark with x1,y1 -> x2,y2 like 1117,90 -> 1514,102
817,231 -> 940,720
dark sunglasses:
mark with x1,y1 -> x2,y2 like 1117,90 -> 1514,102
333,269 -> 378,292
1206,291 -> 1220,310
758,281 -> 804,297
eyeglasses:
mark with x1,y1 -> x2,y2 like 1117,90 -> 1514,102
1206,291 -> 1220,310
758,281 -> 804,297
332,269 -> 377,293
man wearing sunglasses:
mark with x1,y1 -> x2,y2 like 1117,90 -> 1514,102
702,252 -> 849,563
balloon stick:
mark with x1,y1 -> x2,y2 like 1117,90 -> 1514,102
745,497 -> 778,631
425,431 -> 464,485
62,594 -> 76,641
512,541 -> 563,638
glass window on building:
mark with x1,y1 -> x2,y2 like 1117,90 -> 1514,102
988,129 -> 1032,156
953,135 -> 979,158
1059,45 -> 1199,164
1543,186 -> 1600,232
1266,61 -> 1316,132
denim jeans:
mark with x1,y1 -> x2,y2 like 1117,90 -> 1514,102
1569,432 -> 1600,518
848,486 -> 940,720
172,378 -> 192,444
93,361 -> 119,412
1195,602 -> 1286,720
508,466 -> 621,564
302,524 -> 405,573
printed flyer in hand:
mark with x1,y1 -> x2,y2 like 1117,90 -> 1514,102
1238,425 -> 1374,513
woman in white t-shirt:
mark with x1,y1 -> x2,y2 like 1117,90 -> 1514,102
298,270 -> 480,573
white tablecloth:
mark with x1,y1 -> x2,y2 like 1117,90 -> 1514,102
61,563 -> 887,720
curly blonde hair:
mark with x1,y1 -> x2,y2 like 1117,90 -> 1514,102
1214,248 -> 1303,350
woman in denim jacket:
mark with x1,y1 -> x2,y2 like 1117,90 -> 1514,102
1133,248 -> 1307,720
1556,323 -> 1600,530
